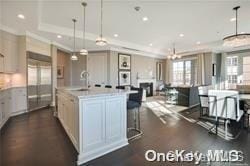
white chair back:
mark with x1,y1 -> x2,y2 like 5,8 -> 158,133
198,85 -> 213,108
208,90 -> 243,121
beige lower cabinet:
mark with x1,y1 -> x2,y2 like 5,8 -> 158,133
0,87 -> 27,129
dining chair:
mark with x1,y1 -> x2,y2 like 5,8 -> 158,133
105,85 -> 112,88
95,84 -> 101,87
116,86 -> 125,90
208,90 -> 244,139
198,85 -> 210,117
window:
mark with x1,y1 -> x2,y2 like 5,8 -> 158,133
226,56 -> 238,89
243,56 -> 250,85
172,60 -> 195,85
173,61 -> 184,85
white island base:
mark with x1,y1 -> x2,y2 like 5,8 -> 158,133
56,88 -> 128,165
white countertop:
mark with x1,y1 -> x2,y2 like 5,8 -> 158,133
0,86 -> 26,92
56,86 -> 137,99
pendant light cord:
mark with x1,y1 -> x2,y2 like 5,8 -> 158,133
172,43 -> 176,55
100,0 -> 103,38
234,6 -> 240,36
236,7 -> 238,35
73,19 -> 76,53
82,3 -> 87,49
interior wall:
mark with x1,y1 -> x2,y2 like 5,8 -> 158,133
167,52 -> 213,86
71,54 -> 87,86
108,50 -> 166,88
57,50 -> 71,87
216,49 -> 250,89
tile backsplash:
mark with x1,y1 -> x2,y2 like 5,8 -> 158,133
0,74 -> 4,88
0,74 -> 12,88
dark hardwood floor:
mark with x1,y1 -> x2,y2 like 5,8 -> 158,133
1,106 -> 250,166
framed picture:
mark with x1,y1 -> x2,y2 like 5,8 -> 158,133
57,66 -> 64,79
118,53 -> 131,70
156,62 -> 163,81
119,71 -> 131,86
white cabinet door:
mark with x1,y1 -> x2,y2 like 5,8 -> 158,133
2,32 -> 18,73
106,96 -> 125,142
81,98 -> 106,151
12,88 -> 27,114
4,91 -> 12,118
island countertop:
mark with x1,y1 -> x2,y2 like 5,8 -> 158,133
56,86 -> 137,99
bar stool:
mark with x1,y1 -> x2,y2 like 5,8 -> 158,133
116,86 -> 125,90
105,85 -> 112,88
244,101 -> 250,129
95,84 -> 101,87
127,87 -> 143,140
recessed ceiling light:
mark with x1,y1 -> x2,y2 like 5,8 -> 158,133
179,34 -> 184,37
114,34 -> 119,37
142,17 -> 149,22
196,41 -> 201,45
230,17 -> 236,22
17,14 -> 25,19
149,43 -> 153,46
57,35 -> 62,39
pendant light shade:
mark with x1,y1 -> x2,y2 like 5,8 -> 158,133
80,2 -> 88,55
71,53 -> 78,61
96,0 -> 108,46
223,6 -> 250,47
96,36 -> 107,46
167,44 -> 181,60
71,19 -> 78,61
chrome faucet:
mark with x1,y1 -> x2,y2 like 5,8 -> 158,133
80,71 -> 90,87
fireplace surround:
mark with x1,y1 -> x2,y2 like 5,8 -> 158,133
139,82 -> 153,97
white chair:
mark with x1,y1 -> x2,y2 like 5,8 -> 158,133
198,85 -> 213,117
208,90 -> 244,139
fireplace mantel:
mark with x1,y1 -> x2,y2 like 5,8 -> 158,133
137,78 -> 156,90
137,78 -> 156,101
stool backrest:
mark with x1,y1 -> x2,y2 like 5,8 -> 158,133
95,84 -> 101,87
116,86 -> 125,90
129,87 -> 143,105
105,85 -> 112,88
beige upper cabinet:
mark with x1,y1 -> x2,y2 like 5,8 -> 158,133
0,56 -> 4,73
1,31 -> 18,73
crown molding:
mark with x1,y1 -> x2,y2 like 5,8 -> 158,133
38,22 -> 167,57
0,24 -> 20,35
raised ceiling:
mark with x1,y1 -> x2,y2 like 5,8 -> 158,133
1,0 -> 250,58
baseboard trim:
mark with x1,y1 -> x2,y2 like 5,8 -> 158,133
11,110 -> 28,117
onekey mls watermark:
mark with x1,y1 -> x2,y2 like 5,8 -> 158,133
145,149 -> 245,165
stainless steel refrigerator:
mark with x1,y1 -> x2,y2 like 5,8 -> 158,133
27,52 -> 52,111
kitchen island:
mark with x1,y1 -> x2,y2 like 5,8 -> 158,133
56,87 -> 129,165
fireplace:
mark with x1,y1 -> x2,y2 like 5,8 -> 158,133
140,82 -> 153,97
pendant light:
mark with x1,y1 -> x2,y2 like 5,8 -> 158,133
167,44 -> 181,60
71,19 -> 78,61
223,6 -> 250,47
96,0 -> 108,46
80,2 -> 88,55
